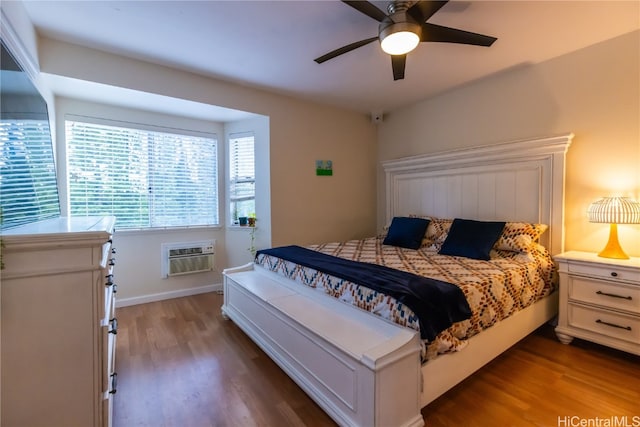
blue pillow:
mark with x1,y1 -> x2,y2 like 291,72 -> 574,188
383,216 -> 430,250
439,218 -> 506,260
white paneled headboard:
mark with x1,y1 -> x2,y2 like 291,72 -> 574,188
382,134 -> 573,256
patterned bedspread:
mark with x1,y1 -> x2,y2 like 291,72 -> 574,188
255,237 -> 556,362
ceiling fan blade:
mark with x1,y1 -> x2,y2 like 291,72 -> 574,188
421,23 -> 497,46
407,1 -> 449,23
342,1 -> 387,22
391,55 -> 406,81
314,37 -> 378,64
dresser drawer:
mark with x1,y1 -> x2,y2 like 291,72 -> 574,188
567,262 -> 640,284
568,277 -> 640,314
101,320 -> 117,394
101,280 -> 116,322
568,304 -> 639,344
101,367 -> 116,427
102,394 -> 114,427
100,243 -> 116,322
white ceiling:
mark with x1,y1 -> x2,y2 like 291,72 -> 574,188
21,0 -> 640,119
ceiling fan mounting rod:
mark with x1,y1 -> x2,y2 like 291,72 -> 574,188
387,1 -> 413,15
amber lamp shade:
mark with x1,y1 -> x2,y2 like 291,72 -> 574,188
587,196 -> 640,259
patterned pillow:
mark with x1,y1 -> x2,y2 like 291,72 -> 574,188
494,222 -> 548,253
405,216 -> 546,253
408,215 -> 453,250
424,217 -> 453,250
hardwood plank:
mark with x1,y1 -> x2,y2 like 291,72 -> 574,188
113,293 -> 640,426
424,326 -> 640,427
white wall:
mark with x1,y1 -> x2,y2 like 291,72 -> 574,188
378,30 -> 640,257
224,116 -> 272,268
48,100 -> 273,305
1,2 -> 40,79
54,97 -> 229,303
38,37 -> 378,249
22,33 -> 376,304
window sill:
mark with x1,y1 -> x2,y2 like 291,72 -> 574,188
228,225 -> 256,231
115,225 -> 222,236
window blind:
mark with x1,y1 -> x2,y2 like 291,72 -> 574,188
66,120 -> 218,229
0,120 -> 61,230
229,133 -> 255,225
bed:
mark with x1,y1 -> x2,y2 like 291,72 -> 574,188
222,133 -> 573,427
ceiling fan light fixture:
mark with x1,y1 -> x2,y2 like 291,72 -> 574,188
316,1 -> 498,81
379,22 -> 421,55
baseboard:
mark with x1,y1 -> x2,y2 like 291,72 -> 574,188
115,283 -> 223,308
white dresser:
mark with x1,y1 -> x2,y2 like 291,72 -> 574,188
555,251 -> 640,355
1,216 -> 117,426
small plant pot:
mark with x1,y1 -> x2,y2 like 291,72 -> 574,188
248,217 -> 256,227
238,217 -> 248,226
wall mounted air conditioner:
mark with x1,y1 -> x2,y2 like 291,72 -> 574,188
161,240 -> 215,278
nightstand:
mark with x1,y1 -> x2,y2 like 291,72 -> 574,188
554,251 -> 640,355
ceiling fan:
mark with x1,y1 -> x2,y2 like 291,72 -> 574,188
314,0 -> 497,80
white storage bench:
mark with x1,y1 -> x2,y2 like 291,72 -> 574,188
222,263 -> 424,427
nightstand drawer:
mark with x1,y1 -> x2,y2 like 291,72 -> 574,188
569,277 -> 640,314
568,304 -> 639,344
567,262 -> 640,284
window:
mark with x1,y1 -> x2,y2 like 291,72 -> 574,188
0,120 -> 61,229
66,119 -> 218,230
228,133 -> 255,225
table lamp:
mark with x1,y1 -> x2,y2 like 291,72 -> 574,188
587,196 -> 640,259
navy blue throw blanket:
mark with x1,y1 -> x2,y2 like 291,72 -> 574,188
256,245 -> 472,341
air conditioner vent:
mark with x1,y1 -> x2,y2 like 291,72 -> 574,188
161,241 -> 215,278
169,247 -> 205,257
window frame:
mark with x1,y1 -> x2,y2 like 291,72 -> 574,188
64,116 -> 219,231
228,131 -> 256,227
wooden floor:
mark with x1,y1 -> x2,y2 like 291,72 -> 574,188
113,292 -> 640,427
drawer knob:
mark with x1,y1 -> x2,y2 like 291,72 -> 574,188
595,290 -> 632,300
595,319 -> 632,331
610,271 -> 618,277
